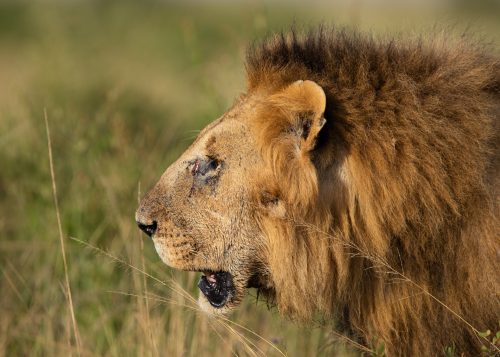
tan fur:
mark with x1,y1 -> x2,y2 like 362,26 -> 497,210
137,29 -> 500,356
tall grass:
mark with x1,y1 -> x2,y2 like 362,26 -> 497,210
0,1 -> 498,356
44,109 -> 81,355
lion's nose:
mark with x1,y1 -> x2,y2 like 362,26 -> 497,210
137,220 -> 157,237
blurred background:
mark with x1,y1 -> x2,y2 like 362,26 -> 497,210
0,0 -> 498,356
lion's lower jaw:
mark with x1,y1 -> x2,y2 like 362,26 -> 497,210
197,294 -> 234,316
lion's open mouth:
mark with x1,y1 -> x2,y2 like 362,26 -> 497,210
198,271 -> 235,308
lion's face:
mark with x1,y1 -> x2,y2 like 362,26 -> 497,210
135,96 -> 269,313
136,80 -> 327,314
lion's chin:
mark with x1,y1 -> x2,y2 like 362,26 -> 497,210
198,294 -> 236,315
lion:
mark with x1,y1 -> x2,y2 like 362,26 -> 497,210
136,29 -> 500,356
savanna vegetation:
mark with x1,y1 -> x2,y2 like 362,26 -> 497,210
1,1 -> 498,356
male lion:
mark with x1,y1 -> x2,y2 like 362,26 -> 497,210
136,29 -> 499,356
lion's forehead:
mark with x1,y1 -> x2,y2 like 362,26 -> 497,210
192,119 -> 257,160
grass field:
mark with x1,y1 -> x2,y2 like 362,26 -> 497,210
0,1 -> 498,356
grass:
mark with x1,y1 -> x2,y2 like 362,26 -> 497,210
44,108 -> 81,354
0,1 -> 499,356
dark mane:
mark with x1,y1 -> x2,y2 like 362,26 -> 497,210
246,27 -> 499,94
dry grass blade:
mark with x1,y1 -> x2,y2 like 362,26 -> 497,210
44,108 -> 81,356
145,291 -> 286,357
137,182 -> 159,357
73,235 -> 287,357
69,237 -> 185,297
215,315 -> 287,356
149,280 -> 287,356
206,318 -> 240,357
296,219 -> 500,353
109,291 -> 273,357
328,330 -> 375,355
71,237 -> 208,317
217,320 -> 262,357
1,268 -> 23,303
387,268 -> 500,353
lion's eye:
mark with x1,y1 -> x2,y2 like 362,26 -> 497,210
190,157 -> 221,177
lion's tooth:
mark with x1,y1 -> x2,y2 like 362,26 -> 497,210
202,271 -> 217,284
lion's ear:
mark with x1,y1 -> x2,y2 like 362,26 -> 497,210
270,80 -> 327,153
253,80 -> 327,211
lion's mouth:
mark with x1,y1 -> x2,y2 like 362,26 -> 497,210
198,271 -> 235,308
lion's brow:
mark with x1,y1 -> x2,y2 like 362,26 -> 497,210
205,135 -> 217,153
193,118 -> 224,146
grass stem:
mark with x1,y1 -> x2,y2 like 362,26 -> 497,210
44,108 -> 81,356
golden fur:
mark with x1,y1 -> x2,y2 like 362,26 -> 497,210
137,28 -> 499,356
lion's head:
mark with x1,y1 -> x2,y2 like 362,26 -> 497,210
136,30 -> 499,356
136,80 -> 329,314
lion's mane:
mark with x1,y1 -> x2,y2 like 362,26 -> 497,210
247,29 -> 499,356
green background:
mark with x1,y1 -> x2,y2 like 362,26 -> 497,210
0,1 -> 498,356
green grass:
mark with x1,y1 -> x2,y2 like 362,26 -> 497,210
0,1 -> 498,356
